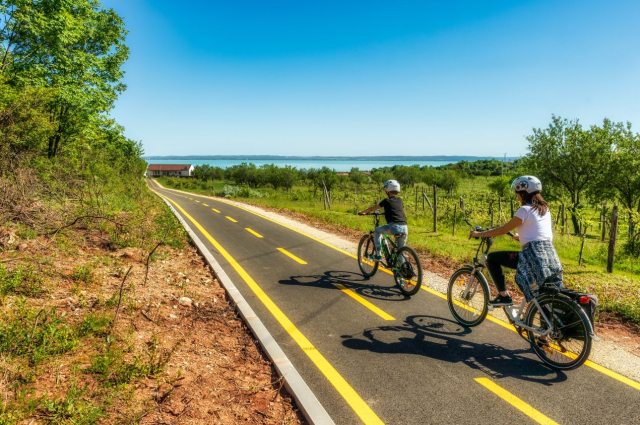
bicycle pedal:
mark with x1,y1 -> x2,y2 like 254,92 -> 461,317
487,305 -> 494,311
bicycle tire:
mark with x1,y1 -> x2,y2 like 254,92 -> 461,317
446,267 -> 489,327
357,234 -> 379,278
524,295 -> 592,370
393,246 -> 423,296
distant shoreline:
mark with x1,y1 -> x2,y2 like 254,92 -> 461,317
142,155 -> 519,161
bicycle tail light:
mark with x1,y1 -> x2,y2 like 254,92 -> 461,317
579,296 -> 591,304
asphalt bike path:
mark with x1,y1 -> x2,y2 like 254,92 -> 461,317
149,180 -> 640,425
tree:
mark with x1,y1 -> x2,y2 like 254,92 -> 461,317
370,169 -> 393,189
393,165 -> 421,188
488,176 -> 512,198
349,167 -> 366,186
437,170 -> 460,194
1,0 -> 129,158
525,115 -> 614,234
606,123 -> 640,237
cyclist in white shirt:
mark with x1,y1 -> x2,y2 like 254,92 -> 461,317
470,176 -> 563,306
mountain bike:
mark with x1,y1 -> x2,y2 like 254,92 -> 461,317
446,225 -> 598,370
357,212 -> 423,296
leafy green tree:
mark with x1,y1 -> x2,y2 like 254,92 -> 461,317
525,115 -> 615,234
0,75 -> 53,162
488,176 -> 512,198
370,169 -> 393,189
1,0 -> 129,158
437,170 -> 460,194
349,167 -> 366,186
393,165 -> 421,187
606,123 -> 640,237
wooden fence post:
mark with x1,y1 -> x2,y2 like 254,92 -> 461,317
415,186 -> 418,213
422,187 -> 425,212
490,203 -> 495,227
453,203 -> 457,236
607,205 -> 619,273
433,185 -> 437,232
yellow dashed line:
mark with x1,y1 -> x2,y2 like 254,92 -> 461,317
333,284 -> 395,321
202,203 -> 209,206
246,228 -> 263,238
277,248 -> 307,265
226,216 -> 238,223
475,378 -> 560,425
212,208 -> 220,213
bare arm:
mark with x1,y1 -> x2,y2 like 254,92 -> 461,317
470,216 -> 522,239
358,205 -> 380,215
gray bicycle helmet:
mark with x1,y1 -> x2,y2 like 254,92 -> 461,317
511,175 -> 542,193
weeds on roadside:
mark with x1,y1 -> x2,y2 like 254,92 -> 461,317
72,265 -> 95,284
36,382 -> 105,424
90,335 -> 180,387
0,264 -> 45,297
0,299 -> 78,365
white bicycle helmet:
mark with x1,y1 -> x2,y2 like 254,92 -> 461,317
511,175 -> 542,193
383,179 -> 401,193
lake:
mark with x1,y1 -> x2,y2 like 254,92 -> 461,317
143,159 -> 457,172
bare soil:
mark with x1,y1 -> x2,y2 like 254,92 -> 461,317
0,225 -> 304,424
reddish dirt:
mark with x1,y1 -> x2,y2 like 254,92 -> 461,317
0,226 -> 305,424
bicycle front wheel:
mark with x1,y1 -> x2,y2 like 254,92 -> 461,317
524,296 -> 592,370
357,234 -> 379,278
393,246 -> 423,296
446,268 -> 489,327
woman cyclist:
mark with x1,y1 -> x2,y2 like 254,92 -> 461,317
470,176 -> 563,307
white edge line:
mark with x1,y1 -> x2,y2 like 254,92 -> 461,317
158,195 -> 335,425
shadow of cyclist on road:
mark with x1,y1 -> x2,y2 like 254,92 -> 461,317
279,270 -> 410,302
341,314 -> 567,384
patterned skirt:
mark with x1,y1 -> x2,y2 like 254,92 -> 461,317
515,240 -> 563,301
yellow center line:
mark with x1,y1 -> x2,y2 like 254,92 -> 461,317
202,203 -> 209,206
246,228 -> 264,238
212,208 -> 220,213
333,284 -> 395,321
277,248 -> 307,265
195,200 -> 200,203
226,216 -> 238,223
152,183 -> 640,393
475,378 -> 560,425
152,191 -> 384,425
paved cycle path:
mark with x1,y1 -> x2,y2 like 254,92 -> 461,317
149,180 -> 640,425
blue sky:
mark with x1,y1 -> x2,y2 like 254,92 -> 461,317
103,0 -> 640,157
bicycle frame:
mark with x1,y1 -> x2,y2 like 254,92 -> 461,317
366,212 -> 402,269
460,229 -> 554,339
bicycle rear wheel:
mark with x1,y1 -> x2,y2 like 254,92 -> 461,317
447,268 -> 489,327
393,246 -> 422,296
525,296 -> 592,370
357,234 -> 379,278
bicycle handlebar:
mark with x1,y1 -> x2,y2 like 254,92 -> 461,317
468,225 -> 515,239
